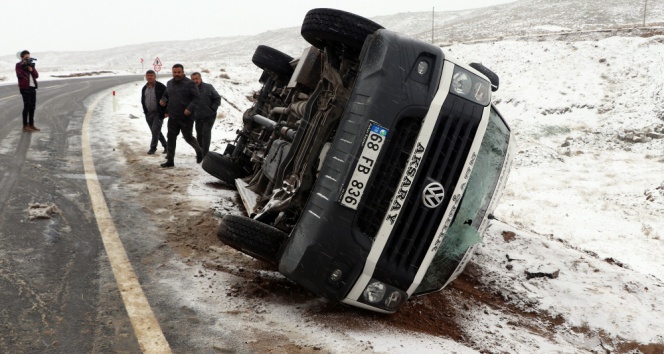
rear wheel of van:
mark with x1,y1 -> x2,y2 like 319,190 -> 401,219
251,45 -> 295,80
201,151 -> 250,186
301,8 -> 384,54
217,215 -> 288,264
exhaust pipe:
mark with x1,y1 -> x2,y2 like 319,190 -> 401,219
252,114 -> 277,130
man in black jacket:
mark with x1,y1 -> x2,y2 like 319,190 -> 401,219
159,64 -> 204,168
141,70 -> 168,154
191,72 -> 221,157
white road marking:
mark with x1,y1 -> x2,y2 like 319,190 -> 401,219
0,94 -> 18,102
41,84 -> 66,90
82,94 -> 172,353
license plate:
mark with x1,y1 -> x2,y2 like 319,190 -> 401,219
340,122 -> 389,209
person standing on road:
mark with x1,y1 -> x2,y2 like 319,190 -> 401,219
15,50 -> 40,132
141,70 -> 168,154
191,72 -> 221,157
159,64 -> 204,168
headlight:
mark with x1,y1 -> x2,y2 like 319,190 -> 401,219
449,66 -> 491,106
360,280 -> 408,311
384,290 -> 405,310
363,281 -> 387,303
417,61 -> 429,75
473,81 -> 489,103
451,71 -> 472,95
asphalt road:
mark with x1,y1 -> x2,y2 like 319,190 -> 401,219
0,76 -> 145,353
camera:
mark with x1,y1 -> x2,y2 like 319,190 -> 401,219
22,57 -> 37,68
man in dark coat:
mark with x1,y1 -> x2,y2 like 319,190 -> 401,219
191,72 -> 221,157
141,70 -> 168,154
159,64 -> 204,168
15,50 -> 40,132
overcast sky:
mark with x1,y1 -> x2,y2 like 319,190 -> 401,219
2,0 -> 516,57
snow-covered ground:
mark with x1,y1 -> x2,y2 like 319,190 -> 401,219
92,28 -> 664,352
449,35 -> 664,352
449,36 -> 664,280
5,1 -> 663,351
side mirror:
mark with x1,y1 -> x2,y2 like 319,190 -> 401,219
469,62 -> 499,92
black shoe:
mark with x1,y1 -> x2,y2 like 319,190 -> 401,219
160,161 -> 174,168
162,145 -> 168,154
196,152 -> 204,164
147,148 -> 157,155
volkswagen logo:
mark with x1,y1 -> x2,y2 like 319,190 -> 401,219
422,182 -> 445,209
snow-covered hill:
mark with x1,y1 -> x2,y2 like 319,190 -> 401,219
2,0 -> 664,78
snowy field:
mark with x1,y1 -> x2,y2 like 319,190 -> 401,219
450,35 -> 664,352
85,30 -> 664,353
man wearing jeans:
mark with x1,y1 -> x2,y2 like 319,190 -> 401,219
159,64 -> 203,168
191,72 -> 221,157
140,70 -> 168,154
15,50 -> 40,132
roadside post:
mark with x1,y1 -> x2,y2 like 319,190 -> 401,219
113,91 -> 117,112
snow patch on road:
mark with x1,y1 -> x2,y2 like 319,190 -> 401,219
27,203 -> 61,220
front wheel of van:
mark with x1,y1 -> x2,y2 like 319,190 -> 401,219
201,152 -> 251,186
217,215 -> 288,264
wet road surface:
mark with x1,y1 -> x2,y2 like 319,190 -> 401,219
0,77 -> 144,353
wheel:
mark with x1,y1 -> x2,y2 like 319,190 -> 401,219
201,151 -> 250,185
217,215 -> 288,264
301,8 -> 384,53
251,45 -> 295,80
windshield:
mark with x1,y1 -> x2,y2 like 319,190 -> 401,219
415,107 -> 510,295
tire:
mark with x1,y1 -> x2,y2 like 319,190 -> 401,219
251,45 -> 294,79
217,215 -> 288,264
301,8 -> 384,52
201,151 -> 250,185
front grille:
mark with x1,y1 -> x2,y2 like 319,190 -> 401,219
373,96 -> 484,289
357,117 -> 422,238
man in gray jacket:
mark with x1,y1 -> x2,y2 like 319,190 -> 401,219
191,72 -> 221,157
159,64 -> 204,168
141,70 -> 168,154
